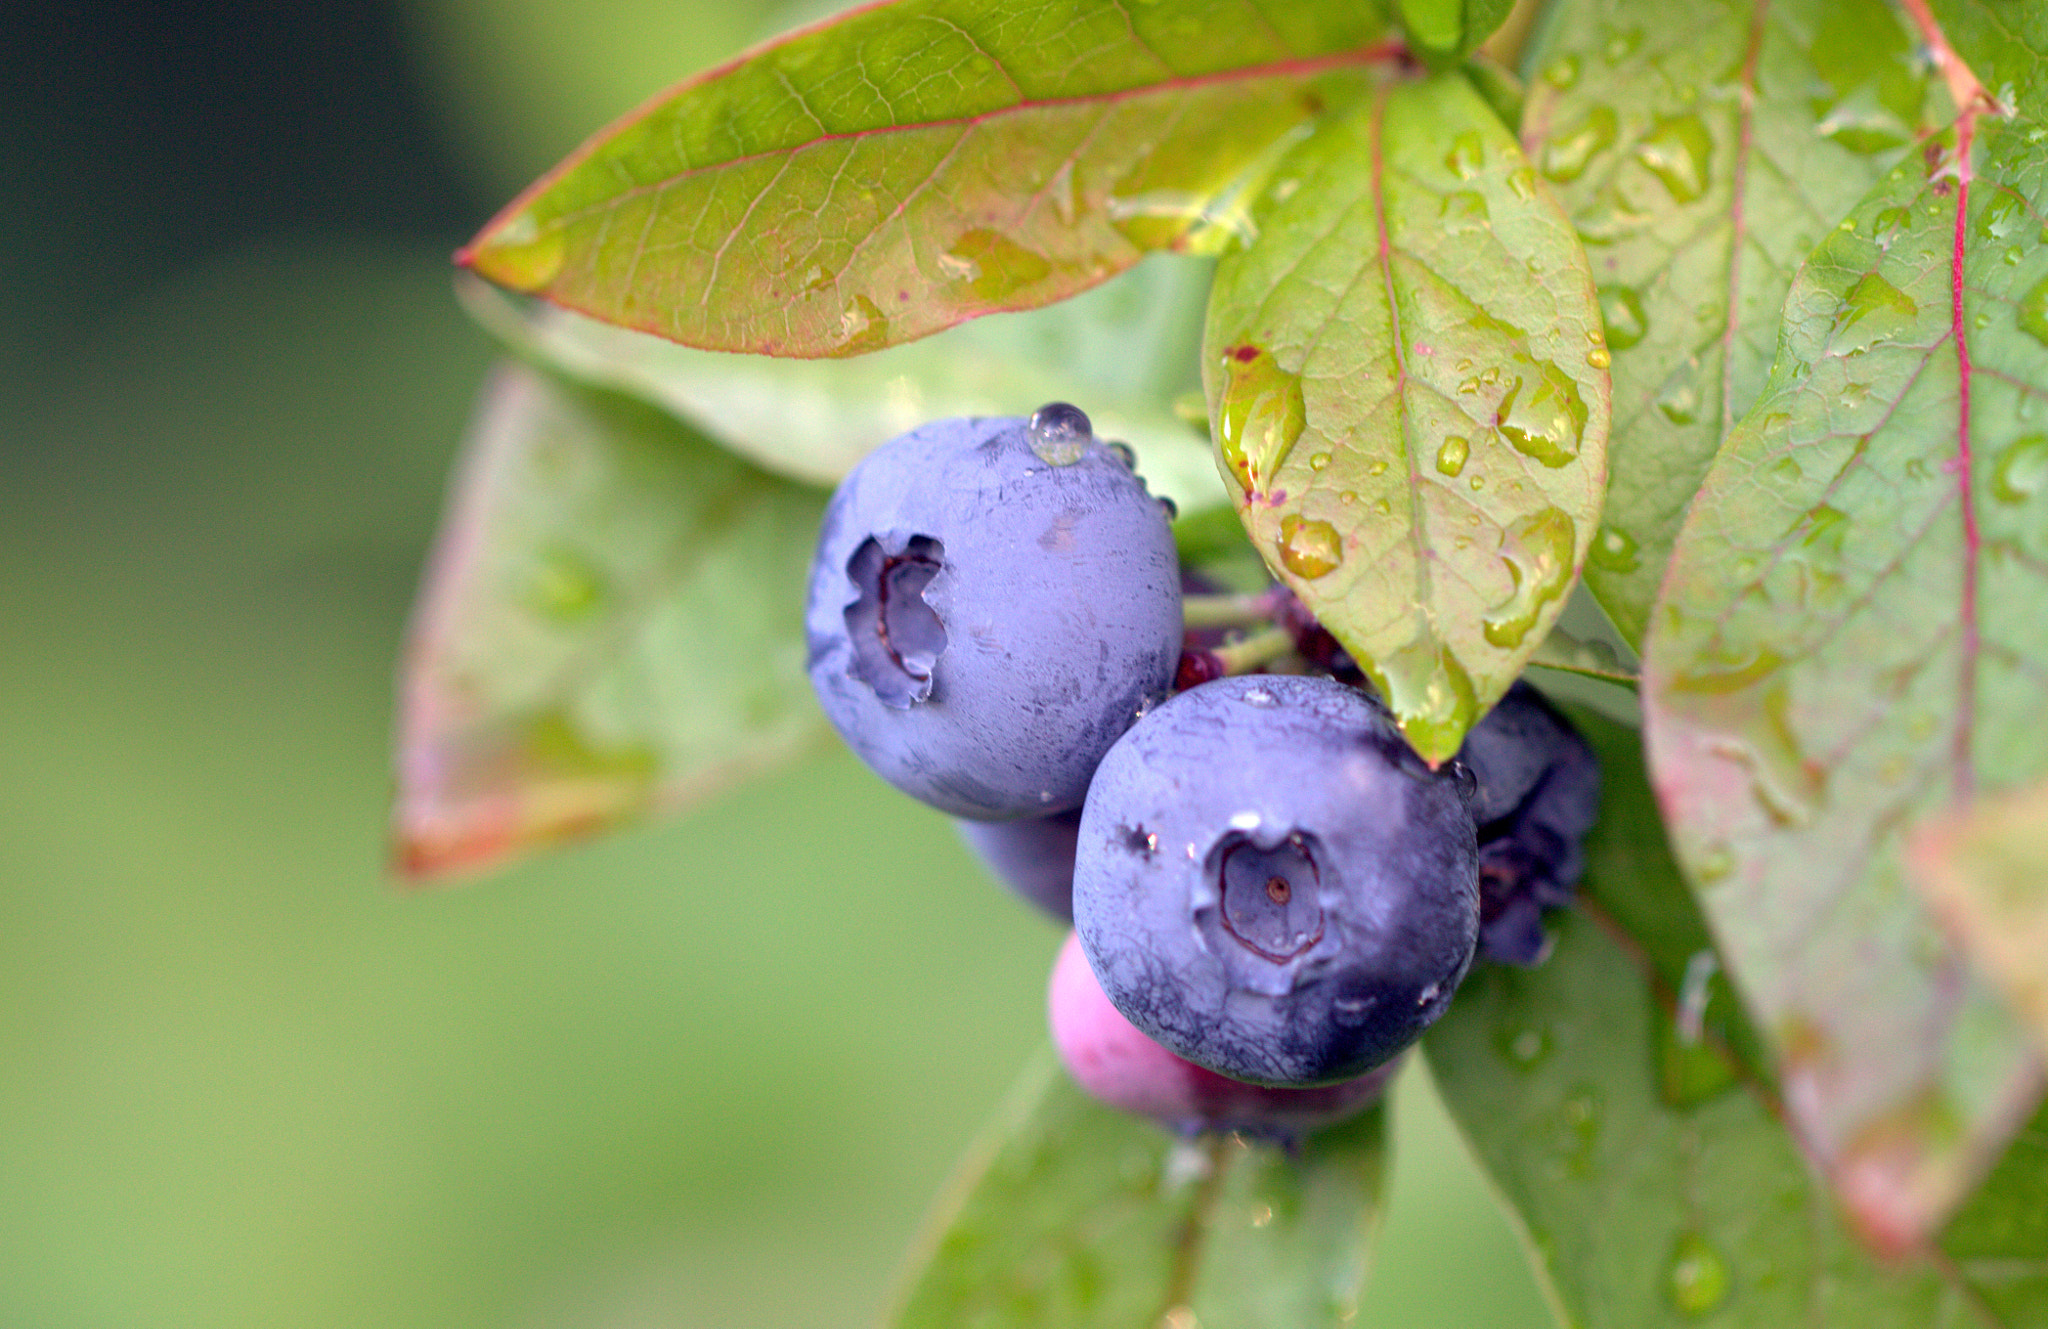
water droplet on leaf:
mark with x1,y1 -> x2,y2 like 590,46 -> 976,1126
1589,524 -> 1638,572
1278,515 -> 1343,579
836,294 -> 891,354
1498,363 -> 1589,466
1981,189 -> 2029,241
1483,507 -> 1576,648
1993,434 -> 2048,503
1436,435 -> 1469,477
940,229 -> 1052,302
1586,347 -> 1611,368
1667,1233 -> 1731,1316
1543,55 -> 1580,88
471,215 -> 567,293
529,547 -> 606,621
1634,115 -> 1713,203
1216,346 -> 1306,495
1446,131 -> 1485,180
2017,275 -> 2048,347
1440,190 -> 1490,234
1597,286 -> 1648,350
1541,106 -> 1618,183
1309,451 -> 1331,471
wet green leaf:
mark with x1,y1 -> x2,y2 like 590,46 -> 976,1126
1520,0 -> 1944,647
462,0 -> 1396,357
459,256 -> 1230,517
887,1052 -> 1387,1329
1641,110 -> 2048,1252
394,364 -> 828,881
1428,709 -> 2035,1327
1912,780 -> 2048,1059
1929,0 -> 2048,121
1397,0 -> 1515,60
1202,72 -> 1609,763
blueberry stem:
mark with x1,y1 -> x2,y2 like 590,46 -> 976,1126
1211,625 -> 1295,675
1180,590 -> 1277,630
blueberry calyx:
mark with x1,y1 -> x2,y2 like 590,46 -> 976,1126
843,534 -> 948,708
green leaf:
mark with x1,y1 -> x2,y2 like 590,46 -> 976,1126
1202,72 -> 1609,763
1428,708 -> 2034,1326
461,0 -> 1397,357
1912,779 -> 2048,1059
1928,0 -> 2048,121
886,1052 -> 1388,1329
459,256 -> 1231,517
1519,0 -> 1945,647
1397,0 -> 1514,61
1943,1096 -> 2048,1325
394,364 -> 829,881
1641,108 -> 2048,1251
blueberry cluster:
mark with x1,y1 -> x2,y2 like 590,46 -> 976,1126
806,406 -> 1599,1139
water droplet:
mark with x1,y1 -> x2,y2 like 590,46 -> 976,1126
1588,524 -> 1639,573
1541,105 -> 1618,184
1507,168 -> 1537,201
1339,490 -> 1358,504
2018,275 -> 2048,347
837,294 -> 891,354
1440,190 -> 1490,234
1374,497 -> 1392,514
1436,435 -> 1470,477
1498,1025 -> 1552,1068
1709,687 -> 1827,827
801,263 -> 834,293
1378,638 -> 1477,762
1602,26 -> 1642,62
1835,270 -> 1917,347
1667,1233 -> 1731,1316
1694,841 -> 1735,884
470,214 -> 567,293
1157,494 -> 1179,520
1028,402 -> 1094,463
939,229 -> 1053,301
1981,188 -> 2029,241
1368,460 -> 1388,477
1468,475 -> 1484,490
1554,1085 -> 1602,1177
1656,374 -> 1700,425
1596,286 -> 1648,350
1994,434 -> 2048,503
1216,345 -> 1306,495
1278,515 -> 1343,579
1498,363 -> 1589,466
1635,115 -> 1713,203
1446,131 -> 1485,180
1543,55 -> 1580,88
1483,507 -> 1577,648
1586,347 -> 1611,368
1771,455 -> 1803,482
529,547 -> 606,621
1871,204 -> 1913,246
1106,440 -> 1138,470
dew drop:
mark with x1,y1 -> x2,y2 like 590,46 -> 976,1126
1339,490 -> 1358,504
1436,435 -> 1470,477
1368,460 -> 1389,477
1497,1025 -> 1552,1068
2006,245 -> 2026,266
1979,188 -> 2029,241
1588,524 -> 1639,573
1374,497 -> 1393,515
837,294 -> 890,354
1586,347 -> 1611,369
1634,114 -> 1713,203
1993,434 -> 2048,503
1543,54 -> 1580,88
1107,440 -> 1138,470
1468,475 -> 1485,490
1602,26 -> 1642,62
1483,507 -> 1576,648
940,229 -> 1052,301
1028,401 -> 1094,464
471,215 -> 567,293
1309,450 -> 1332,471
1667,1232 -> 1732,1316
1694,842 -> 1735,884
1497,363 -> 1589,466
1380,638 -> 1478,761
529,547 -> 607,621
1541,105 -> 1618,183
2018,275 -> 2048,347
1440,190 -> 1490,234
1216,345 -> 1307,495
1507,167 -> 1538,201
1446,130 -> 1486,180
1278,515 -> 1343,579
1835,270 -> 1917,347
1656,376 -> 1700,426
1597,285 -> 1648,350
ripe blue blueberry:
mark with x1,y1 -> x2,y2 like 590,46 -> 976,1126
1048,931 -> 1396,1140
1454,682 -> 1601,966
805,406 -> 1182,820
956,810 -> 1082,922
1071,674 -> 1480,1087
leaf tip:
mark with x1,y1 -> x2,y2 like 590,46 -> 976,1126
460,214 -> 568,296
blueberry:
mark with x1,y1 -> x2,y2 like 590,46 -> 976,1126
805,407 -> 1183,819
1071,675 -> 1480,1087
1048,932 -> 1396,1140
1453,682 -> 1601,966
956,810 -> 1082,922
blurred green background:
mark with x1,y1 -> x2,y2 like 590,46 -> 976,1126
0,1 -> 1554,1324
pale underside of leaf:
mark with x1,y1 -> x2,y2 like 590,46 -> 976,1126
1642,109 -> 2048,1252
394,365 -> 829,881
1429,708 -> 2028,1329
1911,779 -> 2048,1061
458,258 -> 1232,518
1520,0 -> 1945,648
885,1051 -> 1386,1329
1203,71 -> 1608,763
462,0 -> 1397,356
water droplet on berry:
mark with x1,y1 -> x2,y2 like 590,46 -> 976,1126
1029,402 -> 1093,464
1278,515 -> 1343,579
1107,440 -> 1138,469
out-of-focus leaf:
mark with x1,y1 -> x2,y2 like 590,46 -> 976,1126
394,364 -> 829,881
1519,0 -> 1944,647
459,256 -> 1230,516
461,0 -> 1398,357
1429,708 -> 2037,1326
1912,780 -> 2048,1057
1202,72 -> 1608,763
1641,109 -> 2048,1252
1397,0 -> 1515,61
1928,0 -> 2048,121
887,1052 -> 1388,1329
1942,1097 -> 2048,1326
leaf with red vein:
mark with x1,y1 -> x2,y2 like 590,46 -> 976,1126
1518,0 -> 1947,648
1912,779 -> 2048,1058
1642,107 -> 2048,1252
1929,0 -> 2048,123
1430,707 -> 2035,1328
394,365 -> 828,882
460,0 -> 1395,357
1202,72 -> 1609,763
